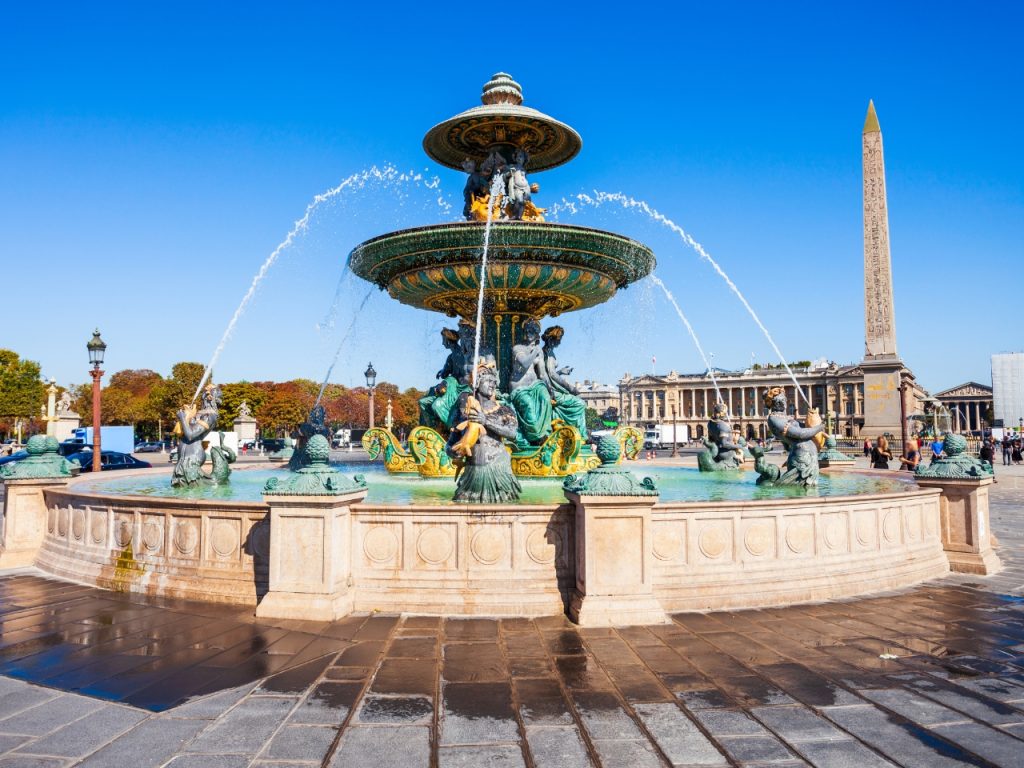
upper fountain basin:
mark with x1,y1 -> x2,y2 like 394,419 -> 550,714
348,221 -> 656,318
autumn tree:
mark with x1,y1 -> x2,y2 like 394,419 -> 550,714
0,350 -> 46,437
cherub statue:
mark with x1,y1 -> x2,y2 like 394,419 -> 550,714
460,158 -> 489,220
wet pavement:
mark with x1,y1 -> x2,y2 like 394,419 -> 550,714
0,479 -> 1020,766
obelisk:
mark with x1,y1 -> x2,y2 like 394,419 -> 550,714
860,101 -> 904,437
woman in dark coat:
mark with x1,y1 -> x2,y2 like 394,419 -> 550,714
871,436 -> 894,470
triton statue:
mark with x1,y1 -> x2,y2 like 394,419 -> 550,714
750,386 -> 823,487
446,362 -> 521,503
697,401 -> 744,472
172,384 -> 223,487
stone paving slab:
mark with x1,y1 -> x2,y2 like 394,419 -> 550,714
0,479 -> 1022,765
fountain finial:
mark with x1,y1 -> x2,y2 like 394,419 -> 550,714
481,73 -> 523,106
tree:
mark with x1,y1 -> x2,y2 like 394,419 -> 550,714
0,350 -> 46,428
585,407 -> 604,433
220,381 -> 270,426
149,362 -> 206,425
255,385 -> 308,435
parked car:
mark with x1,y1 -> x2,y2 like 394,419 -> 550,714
0,450 -> 28,467
58,440 -> 89,457
261,438 -> 286,453
66,451 -> 152,472
134,441 -> 165,453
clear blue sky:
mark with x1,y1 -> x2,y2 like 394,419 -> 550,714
2,2 -> 1021,395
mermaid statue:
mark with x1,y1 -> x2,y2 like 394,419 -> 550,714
508,319 -> 553,445
172,384 -> 222,487
697,401 -> 743,472
540,326 -> 587,439
445,361 -> 521,503
750,386 -> 823,487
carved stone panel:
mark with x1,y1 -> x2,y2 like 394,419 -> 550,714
784,516 -> 815,558
469,523 -> 511,568
524,523 -> 564,568
360,523 -> 402,568
821,512 -> 848,554
209,518 -> 241,560
652,520 -> 686,563
173,519 -> 200,557
852,510 -> 877,551
694,520 -> 732,563
741,519 -> 775,560
413,523 -> 457,570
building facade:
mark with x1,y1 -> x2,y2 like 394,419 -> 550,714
619,361 -> 928,441
574,381 -> 618,417
933,382 -> 993,435
991,353 -> 1024,431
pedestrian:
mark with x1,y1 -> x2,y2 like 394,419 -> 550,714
929,436 -> 945,464
1013,439 -> 1023,465
899,439 -> 920,472
863,437 -> 871,457
871,436 -> 894,469
1003,436 -> 1013,466
979,437 -> 995,468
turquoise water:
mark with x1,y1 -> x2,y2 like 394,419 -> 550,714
74,463 -> 912,505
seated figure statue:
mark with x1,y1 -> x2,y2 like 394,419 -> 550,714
172,384 -> 222,487
508,319 -> 553,445
697,401 -> 743,471
418,327 -> 463,430
540,326 -> 587,439
750,387 -> 824,487
445,361 -> 521,503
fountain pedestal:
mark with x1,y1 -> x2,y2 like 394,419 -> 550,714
915,475 -> 1000,575
256,488 -> 368,621
566,492 -> 669,626
1,477 -> 69,568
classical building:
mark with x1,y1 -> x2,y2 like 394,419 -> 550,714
933,382 -> 993,435
619,361 -> 928,441
574,381 -> 618,416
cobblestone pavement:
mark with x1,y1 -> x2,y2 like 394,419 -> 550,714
0,477 -> 1021,766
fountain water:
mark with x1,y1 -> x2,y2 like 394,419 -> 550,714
649,275 -> 722,403
471,174 -> 506,384
313,287 -> 375,410
550,192 -> 811,405
191,165 -> 452,405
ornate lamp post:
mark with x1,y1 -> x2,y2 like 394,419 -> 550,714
897,379 -> 909,459
364,362 -> 377,430
86,329 -> 107,473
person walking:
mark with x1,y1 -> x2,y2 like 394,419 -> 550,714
1013,438 -> 1023,466
871,436 -> 894,469
863,438 -> 872,457
979,437 -> 995,469
1003,436 -> 1013,466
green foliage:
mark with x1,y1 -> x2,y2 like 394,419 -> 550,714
0,349 -> 45,420
584,407 -> 603,433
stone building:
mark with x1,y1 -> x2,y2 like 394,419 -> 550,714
574,381 -> 618,417
619,360 -> 928,441
991,352 -> 1024,430
932,382 -> 993,434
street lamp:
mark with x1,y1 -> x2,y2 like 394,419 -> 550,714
86,329 -> 106,473
364,362 -> 377,430
670,404 -> 679,458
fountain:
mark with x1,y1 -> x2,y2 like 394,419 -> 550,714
11,73 -> 978,622
352,73 -> 652,479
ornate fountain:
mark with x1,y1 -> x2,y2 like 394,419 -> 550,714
351,73 -> 652,482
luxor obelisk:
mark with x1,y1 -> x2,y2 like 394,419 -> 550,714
860,101 -> 907,437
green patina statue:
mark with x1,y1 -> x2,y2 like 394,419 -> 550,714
172,384 -> 223,488
209,432 -> 236,484
752,387 -> 823,487
563,437 -> 657,496
289,404 -> 331,471
541,326 -> 588,440
445,362 -> 521,503
508,319 -> 553,446
0,435 -> 77,479
818,435 -> 855,466
264,435 -> 366,495
697,401 -> 744,472
915,433 -> 994,479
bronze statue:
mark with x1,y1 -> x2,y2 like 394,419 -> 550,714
509,319 -> 552,445
751,387 -> 823,487
540,325 -> 587,438
172,384 -> 222,487
446,362 -> 521,503
460,158 -> 489,220
697,401 -> 743,471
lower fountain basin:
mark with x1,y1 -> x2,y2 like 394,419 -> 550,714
34,464 -> 949,617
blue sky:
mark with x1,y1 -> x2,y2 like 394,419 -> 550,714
2,2 -> 1021,395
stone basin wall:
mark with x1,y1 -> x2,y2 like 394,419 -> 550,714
38,483 -> 269,605
33,472 -> 948,616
